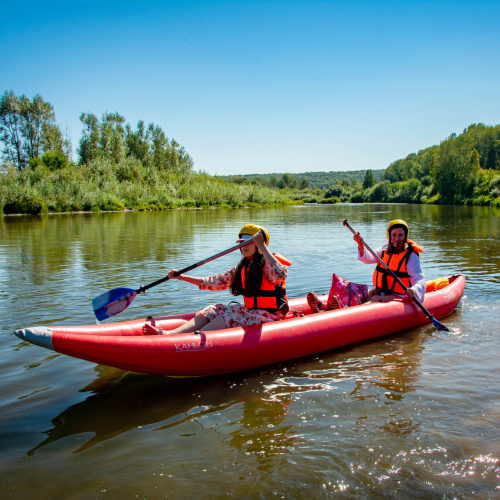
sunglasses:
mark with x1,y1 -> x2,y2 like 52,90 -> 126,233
237,233 -> 254,242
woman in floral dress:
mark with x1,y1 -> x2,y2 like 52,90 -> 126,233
142,224 -> 289,335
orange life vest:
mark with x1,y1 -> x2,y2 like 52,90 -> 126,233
373,241 -> 423,295
241,254 -> 290,314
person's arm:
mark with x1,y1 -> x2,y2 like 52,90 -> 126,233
253,230 -> 278,265
199,268 -> 237,291
167,269 -> 204,287
253,230 -> 288,282
405,253 -> 426,301
356,239 -> 386,265
353,232 -> 365,258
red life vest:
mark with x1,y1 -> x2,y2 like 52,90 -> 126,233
241,254 -> 289,314
372,241 -> 423,295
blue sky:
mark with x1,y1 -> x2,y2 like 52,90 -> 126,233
2,0 -> 499,175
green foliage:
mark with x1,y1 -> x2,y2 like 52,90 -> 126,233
223,170 -> 384,190
0,90 -> 70,171
380,123 -> 499,206
41,151 -> 69,171
115,158 -> 145,182
324,184 -> 343,198
78,115 -> 194,176
0,157 -> 290,214
363,169 -> 375,189
490,174 -> 500,189
320,197 -> 340,204
435,133 -> 479,203
2,91 -> 499,211
3,194 -> 48,215
367,180 -> 390,202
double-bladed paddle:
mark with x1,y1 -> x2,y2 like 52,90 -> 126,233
343,219 -> 450,332
92,239 -> 253,321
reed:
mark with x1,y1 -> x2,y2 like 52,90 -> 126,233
0,159 -> 292,214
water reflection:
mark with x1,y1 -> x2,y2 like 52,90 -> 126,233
25,364 -> 295,458
26,325 -> 430,460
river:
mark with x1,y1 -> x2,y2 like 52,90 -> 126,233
1,204 -> 499,499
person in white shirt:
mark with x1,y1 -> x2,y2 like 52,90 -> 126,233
353,219 -> 426,303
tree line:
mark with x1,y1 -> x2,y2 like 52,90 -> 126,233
374,123 -> 500,205
0,90 -> 193,175
222,169 -> 384,191
1,89 -> 499,213
225,125 -> 500,206
0,90 -> 290,214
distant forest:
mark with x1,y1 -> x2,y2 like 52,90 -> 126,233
223,123 -> 500,206
221,170 -> 384,191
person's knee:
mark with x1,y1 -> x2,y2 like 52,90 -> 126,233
200,315 -> 226,331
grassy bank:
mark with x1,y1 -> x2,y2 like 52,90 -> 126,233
0,159 -> 294,215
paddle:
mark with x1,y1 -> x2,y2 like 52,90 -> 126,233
92,239 -> 254,321
343,219 -> 450,332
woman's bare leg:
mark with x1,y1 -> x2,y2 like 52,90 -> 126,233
142,315 -> 210,335
199,315 -> 227,332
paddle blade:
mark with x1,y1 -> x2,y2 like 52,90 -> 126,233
92,287 -> 137,321
431,316 -> 451,332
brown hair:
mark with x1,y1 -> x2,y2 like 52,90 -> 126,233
230,253 -> 265,296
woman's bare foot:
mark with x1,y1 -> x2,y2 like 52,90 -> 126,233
142,323 -> 163,335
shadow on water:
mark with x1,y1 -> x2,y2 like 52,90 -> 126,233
25,322 -> 433,458
25,364 -> 295,457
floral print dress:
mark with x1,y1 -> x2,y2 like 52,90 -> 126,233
197,260 -> 288,328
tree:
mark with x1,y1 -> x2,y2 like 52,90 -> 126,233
369,180 -> 390,202
100,112 -> 126,164
325,184 -> 343,198
299,179 -> 310,190
384,159 -> 404,183
78,112 -> 100,164
0,90 -> 24,168
278,173 -> 297,189
363,169 -> 374,189
78,112 -> 128,165
125,121 -> 152,164
435,133 -> 479,203
0,90 -> 62,171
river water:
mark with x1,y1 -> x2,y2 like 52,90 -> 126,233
1,204 -> 499,499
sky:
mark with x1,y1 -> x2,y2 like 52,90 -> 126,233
2,0 -> 499,176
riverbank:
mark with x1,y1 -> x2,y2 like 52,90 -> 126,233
2,153 -> 499,215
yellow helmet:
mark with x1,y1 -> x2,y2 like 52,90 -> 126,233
387,219 -> 409,240
238,224 -> 270,252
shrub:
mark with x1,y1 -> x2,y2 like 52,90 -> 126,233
490,174 -> 500,190
3,193 -> 48,214
325,184 -> 343,198
424,193 -> 441,204
320,197 -> 340,204
99,194 -> 125,211
350,191 -> 365,203
42,151 -> 69,171
115,158 -> 144,182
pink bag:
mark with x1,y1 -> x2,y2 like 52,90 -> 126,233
327,274 -> 369,308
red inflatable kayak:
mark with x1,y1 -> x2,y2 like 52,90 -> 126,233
15,275 -> 465,377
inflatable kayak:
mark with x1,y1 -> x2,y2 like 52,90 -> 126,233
15,275 -> 465,377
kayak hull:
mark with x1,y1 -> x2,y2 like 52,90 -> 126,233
15,275 -> 465,377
